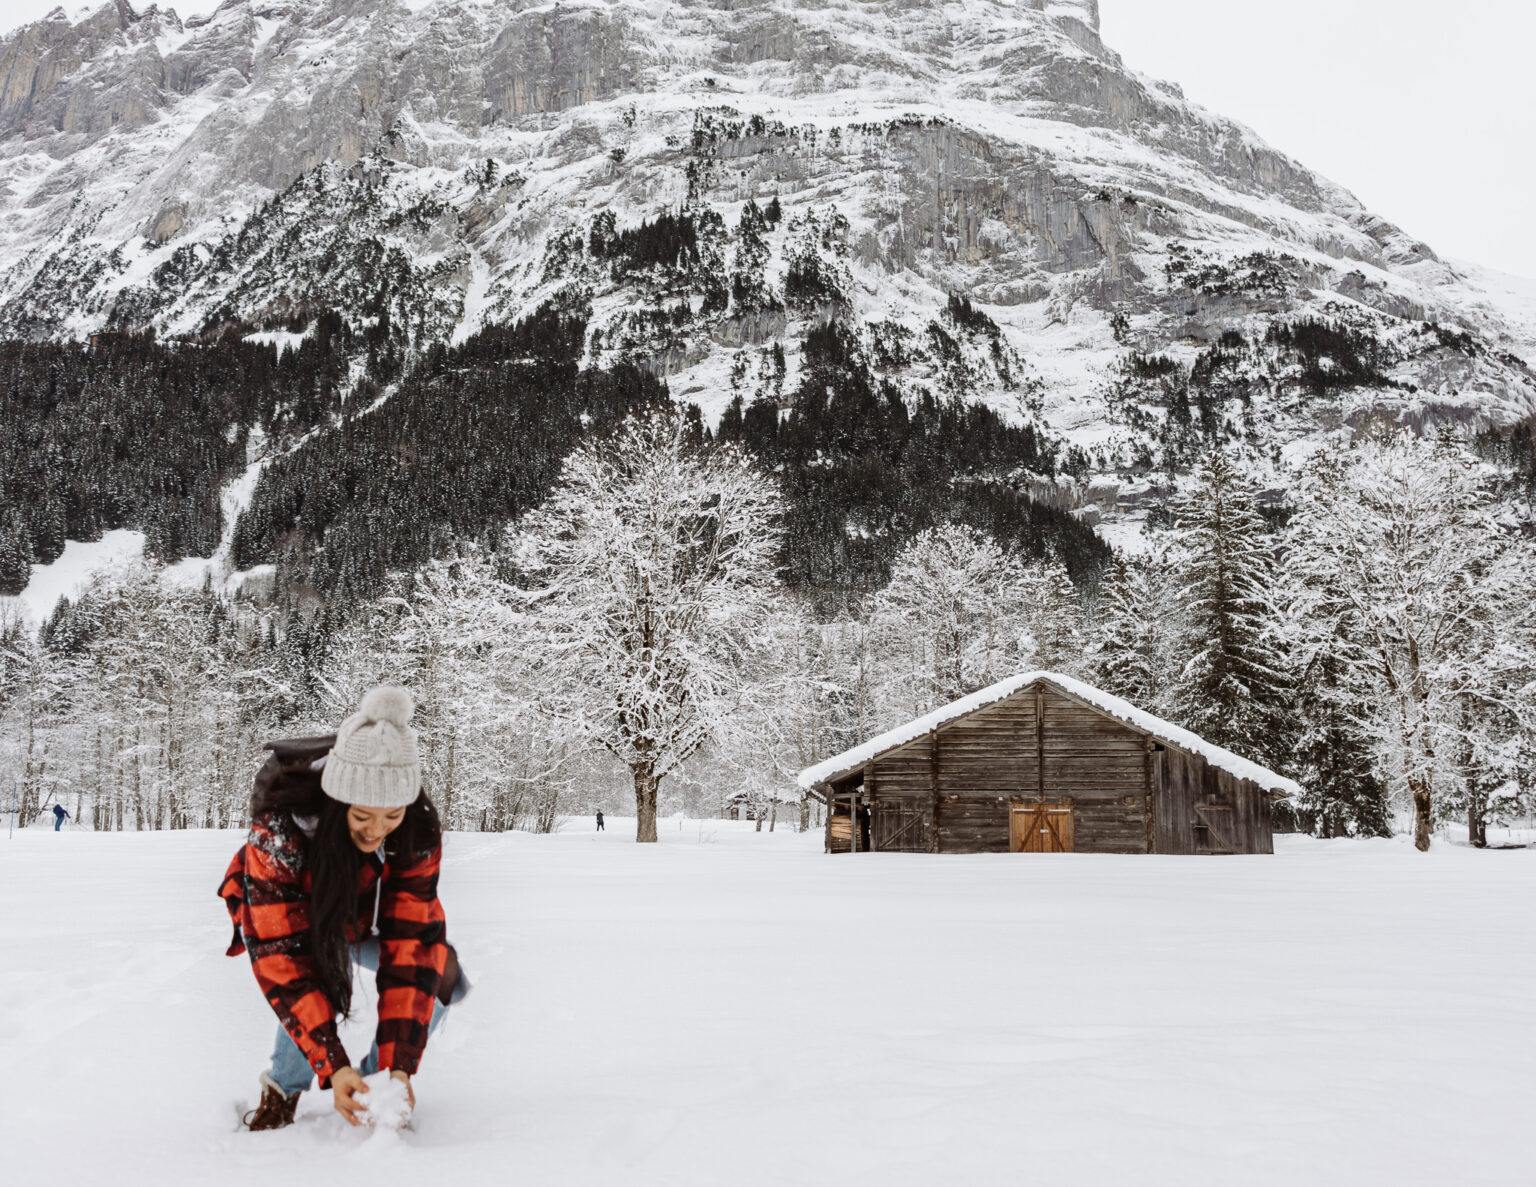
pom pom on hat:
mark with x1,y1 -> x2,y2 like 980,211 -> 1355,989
359,685 -> 414,729
321,685 -> 421,808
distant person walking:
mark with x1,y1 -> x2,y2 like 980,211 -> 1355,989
52,803 -> 69,831
596,810 -> 605,831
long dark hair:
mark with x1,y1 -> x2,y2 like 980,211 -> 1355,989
250,738 -> 442,1017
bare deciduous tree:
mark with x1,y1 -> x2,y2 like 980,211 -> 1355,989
507,413 -> 783,842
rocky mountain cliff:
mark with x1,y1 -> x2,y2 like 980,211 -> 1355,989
2,0 -> 1534,554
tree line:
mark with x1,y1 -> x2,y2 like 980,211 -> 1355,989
229,309 -> 1107,605
0,319 -> 356,594
3,414 -> 1531,848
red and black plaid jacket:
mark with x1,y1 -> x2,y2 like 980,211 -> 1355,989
218,811 -> 448,1082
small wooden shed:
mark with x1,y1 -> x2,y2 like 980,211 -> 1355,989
799,672 -> 1298,855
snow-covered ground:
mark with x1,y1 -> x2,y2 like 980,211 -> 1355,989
5,448 -> 275,627
5,528 -> 146,627
1,822 -> 1531,1185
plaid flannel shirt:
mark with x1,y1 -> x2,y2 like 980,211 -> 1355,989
218,811 -> 447,1082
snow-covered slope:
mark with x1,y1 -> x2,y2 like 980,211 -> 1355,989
2,0 -> 1533,500
1,824 -> 1533,1185
9,527 -> 146,625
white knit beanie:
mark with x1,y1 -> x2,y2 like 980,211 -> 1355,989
320,686 -> 421,808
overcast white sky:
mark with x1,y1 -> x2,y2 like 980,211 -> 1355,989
1100,1 -> 1536,278
1,0 -> 1532,277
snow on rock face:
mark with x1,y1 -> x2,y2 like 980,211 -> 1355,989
0,0 -> 1532,476
1045,0 -> 1100,34
0,1 -> 1491,309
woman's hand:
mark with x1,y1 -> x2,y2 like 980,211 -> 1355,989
331,1067 -> 368,1126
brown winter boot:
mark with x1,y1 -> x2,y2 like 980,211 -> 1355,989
243,1073 -> 300,1131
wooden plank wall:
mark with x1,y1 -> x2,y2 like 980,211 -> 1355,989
931,692 -> 1036,853
1155,745 -> 1274,854
1072,798 -> 1152,854
933,795 -> 1010,853
1234,779 -> 1275,854
869,733 -> 939,796
866,686 -> 1155,854
1155,748 -> 1197,855
1040,688 -> 1150,854
855,681 -> 1274,856
937,693 -> 1042,798
878,695 -> 1039,853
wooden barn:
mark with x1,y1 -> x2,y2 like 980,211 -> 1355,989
799,672 -> 1298,855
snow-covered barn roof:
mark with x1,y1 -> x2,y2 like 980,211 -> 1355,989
797,671 -> 1302,798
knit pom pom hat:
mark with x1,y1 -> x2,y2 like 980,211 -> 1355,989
321,686 -> 421,808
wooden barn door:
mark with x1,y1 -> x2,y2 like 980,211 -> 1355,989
873,802 -> 932,852
1192,797 -> 1236,854
1010,802 -> 1075,853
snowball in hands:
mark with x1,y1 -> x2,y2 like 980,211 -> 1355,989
358,1072 -> 412,1130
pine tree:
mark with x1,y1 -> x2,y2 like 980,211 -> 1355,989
1090,553 -> 1177,712
1030,560 -> 1086,674
1279,509 -> 1393,837
1288,616 -> 1391,837
0,506 -> 33,596
1170,449 -> 1292,766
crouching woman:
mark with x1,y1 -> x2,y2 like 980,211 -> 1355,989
219,686 -> 467,1131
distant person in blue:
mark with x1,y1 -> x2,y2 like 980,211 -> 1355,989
595,810 -> 604,831
52,803 -> 69,831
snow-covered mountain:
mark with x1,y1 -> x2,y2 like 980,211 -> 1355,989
3,0 -> 1534,521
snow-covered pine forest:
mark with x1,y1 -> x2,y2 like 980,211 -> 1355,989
4,401 -> 1533,849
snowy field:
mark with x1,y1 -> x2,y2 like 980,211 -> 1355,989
2,822 -> 1532,1186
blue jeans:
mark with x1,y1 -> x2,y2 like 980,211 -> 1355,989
268,938 -> 460,1096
